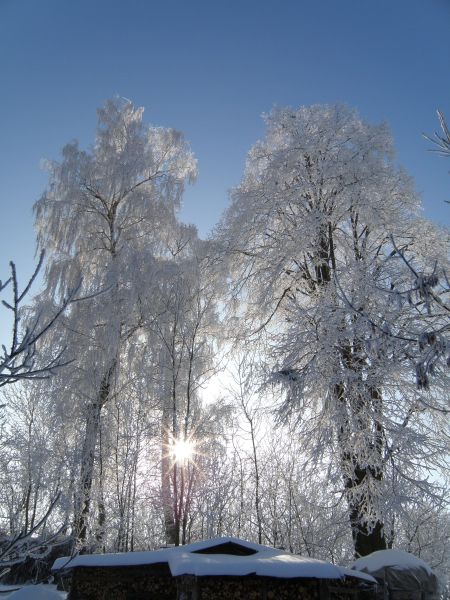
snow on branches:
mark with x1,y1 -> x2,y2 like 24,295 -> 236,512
0,252 -> 80,388
218,103 -> 450,557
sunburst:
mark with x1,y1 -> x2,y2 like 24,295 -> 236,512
171,438 -> 196,464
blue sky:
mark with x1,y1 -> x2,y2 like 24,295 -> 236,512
0,0 -> 449,290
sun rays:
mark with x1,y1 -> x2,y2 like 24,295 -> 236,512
170,437 -> 196,465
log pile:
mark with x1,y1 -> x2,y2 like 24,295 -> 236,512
68,565 -> 176,600
68,568 -> 373,600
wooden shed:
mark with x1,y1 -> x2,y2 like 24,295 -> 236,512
52,536 -> 377,600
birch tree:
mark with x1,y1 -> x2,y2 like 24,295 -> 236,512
33,97 -> 196,550
218,104 -> 450,557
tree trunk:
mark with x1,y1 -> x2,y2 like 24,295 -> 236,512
73,362 -> 115,551
161,408 -> 178,545
345,461 -> 387,557
336,379 -> 387,557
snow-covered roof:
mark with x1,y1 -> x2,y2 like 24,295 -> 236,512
52,547 -> 176,571
352,549 -> 433,575
351,549 -> 440,597
52,536 -> 375,583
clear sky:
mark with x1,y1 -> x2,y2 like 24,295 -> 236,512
0,0 -> 449,289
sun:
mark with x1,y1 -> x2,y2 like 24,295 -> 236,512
171,438 -> 195,464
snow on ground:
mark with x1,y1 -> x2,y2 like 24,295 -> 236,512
0,584 -> 66,599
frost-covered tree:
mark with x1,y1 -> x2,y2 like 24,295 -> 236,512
0,253 -> 79,388
145,234 -> 221,546
343,109 -> 450,390
339,236 -> 449,390
33,97 -> 196,550
425,109 -> 450,159
217,104 -> 450,557
225,350 -> 267,544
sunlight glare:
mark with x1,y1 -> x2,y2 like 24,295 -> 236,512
171,438 -> 195,464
